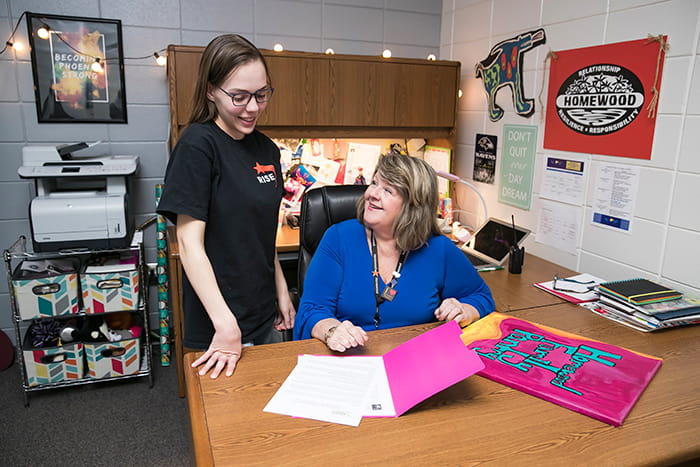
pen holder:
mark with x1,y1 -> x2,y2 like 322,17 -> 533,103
508,246 -> 524,274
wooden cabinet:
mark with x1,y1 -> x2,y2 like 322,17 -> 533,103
328,57 -> 396,127
393,62 -> 459,128
167,45 -> 460,148
258,54 -> 330,127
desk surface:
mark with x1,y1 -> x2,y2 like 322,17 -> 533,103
184,303 -> 700,466
166,224 -> 300,255
479,254 -> 576,312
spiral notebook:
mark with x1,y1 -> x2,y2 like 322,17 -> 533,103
598,278 -> 682,305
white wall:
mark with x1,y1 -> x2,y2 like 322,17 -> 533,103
441,0 -> 700,296
0,0 -> 443,340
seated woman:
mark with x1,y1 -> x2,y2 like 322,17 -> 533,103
293,151 -> 495,351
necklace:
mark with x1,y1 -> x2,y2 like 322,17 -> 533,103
370,230 -> 407,328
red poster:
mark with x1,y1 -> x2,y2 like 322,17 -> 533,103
543,37 -> 666,160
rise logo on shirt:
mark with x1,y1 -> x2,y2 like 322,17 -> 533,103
253,162 -> 277,185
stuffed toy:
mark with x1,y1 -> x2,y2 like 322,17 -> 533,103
104,312 -> 140,341
104,311 -> 132,330
78,315 -> 109,342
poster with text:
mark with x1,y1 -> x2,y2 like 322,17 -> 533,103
499,125 -> 537,210
543,37 -> 666,159
592,162 -> 640,233
27,13 -> 127,123
473,134 -> 497,184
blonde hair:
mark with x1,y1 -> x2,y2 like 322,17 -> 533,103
189,34 -> 271,124
357,152 -> 441,251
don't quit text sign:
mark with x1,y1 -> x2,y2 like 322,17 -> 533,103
499,125 -> 537,210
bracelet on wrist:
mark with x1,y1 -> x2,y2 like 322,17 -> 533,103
323,325 -> 338,343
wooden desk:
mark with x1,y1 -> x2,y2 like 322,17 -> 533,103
167,224 -> 300,397
275,223 -> 300,252
184,303 -> 700,466
169,225 -> 572,397
480,253 -> 576,312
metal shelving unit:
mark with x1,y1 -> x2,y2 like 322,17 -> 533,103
4,235 -> 153,406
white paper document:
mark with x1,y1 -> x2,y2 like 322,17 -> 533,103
423,146 -> 451,195
592,162 -> 640,233
536,198 -> 582,255
263,321 -> 484,427
263,355 -> 381,426
540,156 -> 586,205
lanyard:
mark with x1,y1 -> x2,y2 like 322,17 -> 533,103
371,230 -> 408,328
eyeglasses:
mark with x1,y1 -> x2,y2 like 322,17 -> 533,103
218,87 -> 274,106
552,274 -> 596,294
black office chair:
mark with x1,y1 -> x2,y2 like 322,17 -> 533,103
296,184 -> 367,297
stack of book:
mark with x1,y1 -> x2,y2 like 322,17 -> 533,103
582,278 -> 700,332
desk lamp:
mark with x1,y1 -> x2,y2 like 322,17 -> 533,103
435,170 -> 489,228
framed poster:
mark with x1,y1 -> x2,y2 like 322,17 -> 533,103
27,13 -> 127,123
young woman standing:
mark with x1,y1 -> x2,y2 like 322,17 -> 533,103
158,35 -> 294,378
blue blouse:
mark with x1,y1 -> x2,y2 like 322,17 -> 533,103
293,219 -> 495,340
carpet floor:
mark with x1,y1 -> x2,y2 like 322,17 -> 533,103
0,345 -> 192,467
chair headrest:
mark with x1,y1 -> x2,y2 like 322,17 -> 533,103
299,185 -> 367,255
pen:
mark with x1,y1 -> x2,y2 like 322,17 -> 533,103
478,266 -> 504,272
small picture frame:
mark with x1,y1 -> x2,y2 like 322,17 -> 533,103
26,13 -> 127,123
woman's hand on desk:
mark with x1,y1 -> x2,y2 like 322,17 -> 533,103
191,326 -> 243,379
314,319 -> 368,352
434,298 -> 480,326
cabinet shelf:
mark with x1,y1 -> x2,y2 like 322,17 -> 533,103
167,45 -> 460,150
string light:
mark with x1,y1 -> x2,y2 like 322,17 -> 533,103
6,40 -> 24,52
154,52 -> 167,66
324,48 -> 335,55
0,10 -> 28,55
91,57 -> 103,73
273,43 -> 284,52
37,24 -> 50,40
427,54 -> 436,61
1,11 -> 169,70
382,49 -> 392,58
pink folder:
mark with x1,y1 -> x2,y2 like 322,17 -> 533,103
460,313 -> 662,426
383,320 -> 485,416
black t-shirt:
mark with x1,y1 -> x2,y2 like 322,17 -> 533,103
157,121 -> 283,348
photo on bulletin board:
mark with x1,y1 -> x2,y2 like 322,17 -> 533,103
26,13 -> 127,123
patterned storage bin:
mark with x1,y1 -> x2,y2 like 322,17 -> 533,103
12,258 -> 80,320
22,324 -> 84,386
84,338 -> 141,379
80,252 -> 140,314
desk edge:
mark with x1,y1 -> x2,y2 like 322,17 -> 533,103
184,352 -> 214,467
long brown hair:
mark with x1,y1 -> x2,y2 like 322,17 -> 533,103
188,34 -> 271,124
357,152 -> 441,251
